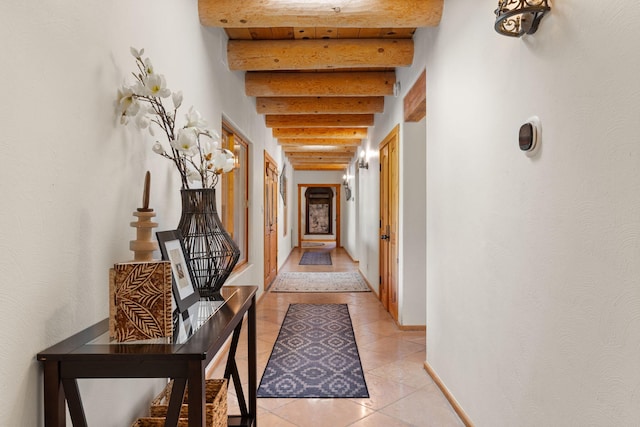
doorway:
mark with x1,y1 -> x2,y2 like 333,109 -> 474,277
379,125 -> 399,320
297,184 -> 341,248
264,151 -> 278,289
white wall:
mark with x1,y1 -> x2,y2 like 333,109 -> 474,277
277,158 -> 294,269
355,139 -> 380,293
420,0 -> 640,425
342,161 -> 359,260
401,120 -> 427,326
0,1 -> 275,425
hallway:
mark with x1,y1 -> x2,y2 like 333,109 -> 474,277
209,247 -> 463,426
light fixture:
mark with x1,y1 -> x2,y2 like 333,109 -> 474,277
358,150 -> 369,169
343,172 -> 352,201
494,0 -> 550,37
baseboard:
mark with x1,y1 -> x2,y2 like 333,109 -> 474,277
423,361 -> 474,427
343,248 -> 359,263
358,269 -> 377,295
397,324 -> 426,331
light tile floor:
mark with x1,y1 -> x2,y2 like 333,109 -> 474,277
208,245 -> 464,427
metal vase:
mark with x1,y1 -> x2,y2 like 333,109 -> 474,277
177,188 -> 240,299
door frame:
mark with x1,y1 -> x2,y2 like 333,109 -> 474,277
264,151 -> 278,289
297,183 -> 341,248
379,124 -> 400,320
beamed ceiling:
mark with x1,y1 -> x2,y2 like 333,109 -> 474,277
198,0 -> 443,171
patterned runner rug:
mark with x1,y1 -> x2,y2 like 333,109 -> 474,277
271,272 -> 370,293
299,251 -> 332,265
257,304 -> 369,398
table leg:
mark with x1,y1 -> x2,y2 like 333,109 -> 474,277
165,378 -> 186,427
224,326 -> 248,416
248,296 -> 257,427
187,361 -> 205,427
43,361 -> 65,427
61,379 -> 87,427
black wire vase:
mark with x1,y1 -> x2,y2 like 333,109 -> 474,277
177,188 -> 240,299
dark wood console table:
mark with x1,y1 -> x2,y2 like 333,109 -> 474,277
37,286 -> 258,427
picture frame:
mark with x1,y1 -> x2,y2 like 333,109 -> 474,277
156,230 -> 200,313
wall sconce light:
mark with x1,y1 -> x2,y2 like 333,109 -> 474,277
494,0 -> 550,37
343,173 -> 352,201
358,150 -> 369,169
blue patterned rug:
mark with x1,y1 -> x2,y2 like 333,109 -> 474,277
257,304 -> 369,398
299,251 -> 332,265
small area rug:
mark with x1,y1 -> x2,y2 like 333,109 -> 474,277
257,304 -> 369,398
299,251 -> 332,265
271,272 -> 370,293
301,241 -> 325,248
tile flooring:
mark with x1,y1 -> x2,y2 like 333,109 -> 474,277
208,245 -> 464,427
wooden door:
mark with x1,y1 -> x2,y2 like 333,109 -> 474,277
379,125 -> 399,320
264,152 -> 278,288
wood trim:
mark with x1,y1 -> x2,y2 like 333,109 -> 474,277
199,0 -> 444,28
404,68 -> 426,122
279,138 -> 362,146
221,121 -> 250,271
256,96 -> 384,115
292,164 -> 347,171
397,324 -> 426,331
266,114 -> 374,128
264,150 -> 279,289
246,71 -> 396,97
273,127 -> 368,139
228,39 -> 413,71
297,183 -> 341,248
423,362 -> 475,427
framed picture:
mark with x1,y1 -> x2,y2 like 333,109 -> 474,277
156,230 -> 200,313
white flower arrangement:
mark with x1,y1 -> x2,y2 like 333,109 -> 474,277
117,47 -> 234,189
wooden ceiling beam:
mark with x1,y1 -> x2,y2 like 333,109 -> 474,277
291,164 -> 348,171
246,71 -> 395,97
279,138 -> 361,146
266,114 -> 373,128
256,96 -> 384,115
228,39 -> 413,71
199,0 -> 444,28
283,146 -> 357,153
273,127 -> 367,139
289,157 -> 351,164
286,152 -> 354,159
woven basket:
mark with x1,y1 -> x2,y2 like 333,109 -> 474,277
147,379 -> 227,427
131,418 -> 189,427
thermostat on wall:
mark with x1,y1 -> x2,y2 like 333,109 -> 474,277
519,116 -> 541,153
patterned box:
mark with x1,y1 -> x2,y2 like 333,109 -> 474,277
109,261 -> 172,342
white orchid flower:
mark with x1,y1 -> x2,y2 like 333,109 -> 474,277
200,136 -> 220,160
186,167 -> 202,183
185,107 -> 208,129
172,128 -> 199,156
213,149 -> 235,173
172,91 -> 183,110
144,58 -> 154,75
130,47 -> 144,58
152,142 -> 165,155
222,153 -> 235,173
117,85 -> 140,123
144,74 -> 171,98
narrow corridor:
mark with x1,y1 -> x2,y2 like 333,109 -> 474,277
208,246 -> 463,426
